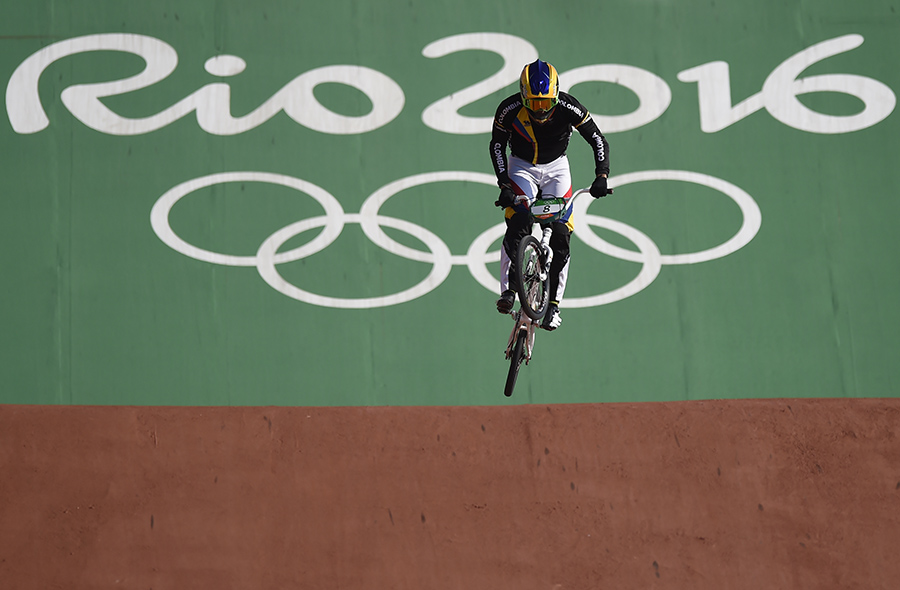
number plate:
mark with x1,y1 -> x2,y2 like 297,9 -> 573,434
530,198 -> 568,221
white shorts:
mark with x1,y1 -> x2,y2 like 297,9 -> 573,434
508,154 -> 573,203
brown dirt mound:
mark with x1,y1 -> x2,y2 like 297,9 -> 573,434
1,399 -> 898,589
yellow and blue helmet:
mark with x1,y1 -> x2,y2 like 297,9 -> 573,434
520,59 -> 559,121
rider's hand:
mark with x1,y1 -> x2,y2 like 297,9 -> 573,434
496,185 -> 516,208
590,175 -> 610,198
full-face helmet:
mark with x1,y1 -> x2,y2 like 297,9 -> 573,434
520,59 -> 559,122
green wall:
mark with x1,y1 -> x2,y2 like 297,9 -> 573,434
2,0 -> 898,405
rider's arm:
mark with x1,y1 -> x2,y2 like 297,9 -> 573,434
489,124 -> 512,187
490,96 -> 520,188
575,117 -> 610,178
560,92 -> 610,177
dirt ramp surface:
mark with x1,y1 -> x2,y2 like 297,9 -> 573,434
1,399 -> 898,589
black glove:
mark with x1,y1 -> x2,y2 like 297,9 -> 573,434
590,175 -> 610,198
496,184 -> 516,208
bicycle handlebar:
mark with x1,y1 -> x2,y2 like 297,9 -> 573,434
494,186 -> 613,207
572,186 -> 614,197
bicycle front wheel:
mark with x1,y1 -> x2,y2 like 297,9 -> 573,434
504,330 -> 527,397
516,235 -> 550,321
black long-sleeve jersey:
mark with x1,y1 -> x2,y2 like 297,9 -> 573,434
489,91 -> 609,187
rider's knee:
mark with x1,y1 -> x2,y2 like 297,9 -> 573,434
549,222 -> 571,253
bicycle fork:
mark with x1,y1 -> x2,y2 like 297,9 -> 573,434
506,310 -> 538,364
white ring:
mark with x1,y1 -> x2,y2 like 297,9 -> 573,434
150,171 -> 344,266
359,171 -> 499,265
561,215 -> 662,307
255,213 -> 452,309
574,170 -> 762,265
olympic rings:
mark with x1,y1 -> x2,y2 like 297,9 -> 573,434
150,169 -> 761,309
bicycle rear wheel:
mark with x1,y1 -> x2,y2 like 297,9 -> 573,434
516,235 -> 550,321
504,330 -> 527,397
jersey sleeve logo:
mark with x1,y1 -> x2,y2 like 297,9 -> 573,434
559,95 -> 589,125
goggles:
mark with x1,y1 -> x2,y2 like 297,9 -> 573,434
523,96 -> 557,114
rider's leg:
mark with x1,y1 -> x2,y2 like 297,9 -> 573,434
543,215 -> 574,330
499,247 -> 512,293
543,224 -> 570,331
532,156 -> 573,302
496,210 -> 530,314
501,157 -> 540,297
502,207 -> 532,293
548,220 -> 572,303
508,155 -> 541,201
536,157 -> 573,330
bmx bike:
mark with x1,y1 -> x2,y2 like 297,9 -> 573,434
499,186 -> 612,397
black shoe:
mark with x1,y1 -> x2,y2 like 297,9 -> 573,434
542,303 -> 562,331
496,290 -> 515,314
